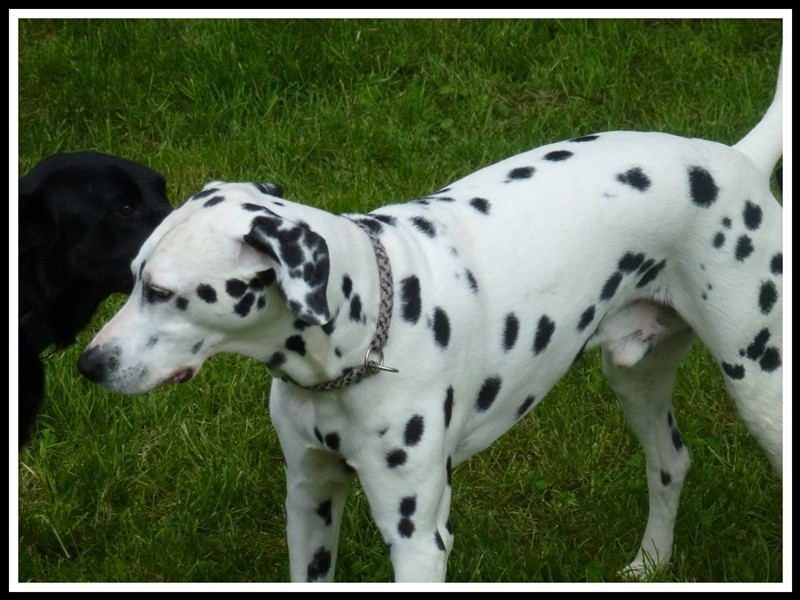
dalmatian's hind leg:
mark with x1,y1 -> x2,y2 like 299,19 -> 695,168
597,302 -> 695,579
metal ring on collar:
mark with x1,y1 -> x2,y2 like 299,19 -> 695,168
364,347 -> 399,374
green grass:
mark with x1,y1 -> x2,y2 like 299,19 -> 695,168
15,16 -> 785,586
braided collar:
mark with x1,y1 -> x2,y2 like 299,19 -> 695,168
288,220 -> 398,392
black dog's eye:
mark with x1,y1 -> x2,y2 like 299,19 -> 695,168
117,204 -> 136,217
145,284 -> 173,303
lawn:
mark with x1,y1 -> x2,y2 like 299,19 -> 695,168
14,14 -> 786,587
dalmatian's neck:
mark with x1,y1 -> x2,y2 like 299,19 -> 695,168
259,216 -> 386,389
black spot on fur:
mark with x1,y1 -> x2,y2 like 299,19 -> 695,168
476,377 -> 502,412
618,252 -> 645,272
285,335 -> 306,356
398,519 -> 415,538
234,292 -> 255,317
771,253 -> 782,275
322,319 -> 336,336
722,362 -> 745,380
249,275 -> 266,291
387,449 -> 407,468
601,272 -> 622,300
226,279 -> 248,298
196,284 -> 217,303
759,281 -> 778,314
401,276 -> 422,324
372,214 -> 397,227
517,395 -> 536,418
241,202 -> 272,213
760,348 -> 781,372
713,232 -> 726,248
735,235 -> 754,261
503,313 -> 519,351
617,167 -> 651,191
353,216 -> 384,235
203,195 -> 225,208
400,496 -> 416,516
432,307 -> 450,348
190,187 -> 218,201
317,500 -> 332,525
146,336 -> 158,348
341,275 -> 353,298
306,546 -> 332,582
258,269 -> 276,287
266,352 -> 286,368
313,427 -> 323,443
349,294 -> 362,322
253,182 -> 283,197
721,217 -> 732,229
637,259 -> 666,287
175,297 -> 188,311
446,456 -> 452,486
435,531 -> 446,551
465,270 -> 479,292
533,315 -> 555,355
688,166 -> 719,207
324,433 -> 340,451
660,470 -> 672,486
743,201 -> 763,230
506,166 -> 535,181
191,340 -> 203,354
671,427 -> 684,451
637,258 -> 655,274
746,329 -> 771,360
571,134 -> 601,143
470,198 -> 491,214
410,216 -> 436,237
444,386 -> 454,428
404,415 -> 424,446
578,305 -> 595,331
545,150 -> 573,161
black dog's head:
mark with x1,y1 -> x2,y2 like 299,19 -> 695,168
18,151 -> 173,449
19,151 -> 173,345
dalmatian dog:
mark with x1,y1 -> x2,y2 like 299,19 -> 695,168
78,53 -> 783,582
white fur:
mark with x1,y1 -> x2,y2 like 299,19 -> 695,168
79,55 -> 783,582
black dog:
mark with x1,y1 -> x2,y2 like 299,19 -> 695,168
18,151 -> 173,448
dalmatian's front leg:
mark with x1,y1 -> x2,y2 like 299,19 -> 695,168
355,441 -> 454,582
283,446 -> 357,582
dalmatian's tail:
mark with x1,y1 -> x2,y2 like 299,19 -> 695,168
733,48 -> 783,181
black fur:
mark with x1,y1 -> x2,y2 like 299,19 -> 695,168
18,151 -> 172,448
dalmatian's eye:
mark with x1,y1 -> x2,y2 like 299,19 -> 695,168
145,284 -> 174,304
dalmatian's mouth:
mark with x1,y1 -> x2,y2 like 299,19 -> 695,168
165,368 -> 194,385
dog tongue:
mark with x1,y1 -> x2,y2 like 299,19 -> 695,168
170,368 -> 194,384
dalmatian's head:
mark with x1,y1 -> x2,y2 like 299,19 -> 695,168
78,181 -> 332,394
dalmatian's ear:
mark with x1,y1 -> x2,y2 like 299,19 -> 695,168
242,214 -> 332,326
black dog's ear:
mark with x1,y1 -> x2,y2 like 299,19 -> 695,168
18,182 -> 58,250
242,214 -> 331,326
